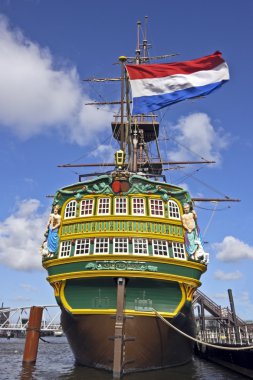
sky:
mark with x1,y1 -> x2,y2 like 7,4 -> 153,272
0,0 -> 252,320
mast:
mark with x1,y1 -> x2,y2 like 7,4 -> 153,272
119,56 -> 127,151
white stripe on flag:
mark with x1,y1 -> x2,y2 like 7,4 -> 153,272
129,62 -> 229,98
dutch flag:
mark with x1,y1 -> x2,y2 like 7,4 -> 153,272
126,51 -> 229,115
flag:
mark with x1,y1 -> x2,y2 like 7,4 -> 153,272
126,51 -> 229,115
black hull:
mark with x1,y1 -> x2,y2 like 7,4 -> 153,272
195,343 -> 253,379
61,306 -> 196,373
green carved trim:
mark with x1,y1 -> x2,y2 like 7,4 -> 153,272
84,260 -> 158,272
50,173 -> 192,211
60,220 -> 183,238
47,259 -> 202,280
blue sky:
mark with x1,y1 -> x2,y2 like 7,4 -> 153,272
0,0 -> 253,320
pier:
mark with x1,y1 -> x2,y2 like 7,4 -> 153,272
193,289 -> 253,378
0,305 -> 61,337
193,289 -> 253,345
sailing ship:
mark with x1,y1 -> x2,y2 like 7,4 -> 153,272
42,20 -> 230,376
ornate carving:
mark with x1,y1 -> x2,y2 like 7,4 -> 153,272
182,283 -> 196,301
51,281 -> 62,297
84,260 -> 158,272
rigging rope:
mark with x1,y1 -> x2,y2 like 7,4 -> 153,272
153,309 -> 253,351
202,201 -> 218,238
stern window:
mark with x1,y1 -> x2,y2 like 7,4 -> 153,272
113,238 -> 129,254
97,198 -> 111,215
168,200 -> 180,220
132,238 -> 148,255
80,199 -> 94,216
149,199 -> 164,217
94,238 -> 109,254
59,241 -> 71,258
172,242 -> 186,260
152,239 -> 168,256
115,197 -> 128,215
132,198 -> 145,215
75,239 -> 90,255
64,200 -> 77,219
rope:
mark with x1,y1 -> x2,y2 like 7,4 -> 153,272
153,309 -> 253,351
39,336 -> 65,344
202,201 -> 218,238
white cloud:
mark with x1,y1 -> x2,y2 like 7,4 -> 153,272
169,113 -> 230,163
0,199 -> 48,270
214,269 -> 242,281
0,15 -> 113,145
91,143 -> 115,163
214,236 -> 253,262
234,291 -> 253,321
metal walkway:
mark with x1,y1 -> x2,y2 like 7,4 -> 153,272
0,305 -> 61,334
193,289 -> 253,345
193,289 -> 246,331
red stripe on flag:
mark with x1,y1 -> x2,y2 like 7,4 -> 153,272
126,51 -> 225,80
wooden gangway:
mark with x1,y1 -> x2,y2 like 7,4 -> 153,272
193,289 -> 247,333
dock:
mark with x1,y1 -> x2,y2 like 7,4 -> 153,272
193,289 -> 253,378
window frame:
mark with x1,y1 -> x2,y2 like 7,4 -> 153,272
94,237 -> 110,254
152,239 -> 169,256
131,197 -> 146,216
64,200 -> 77,219
172,242 -> 186,260
113,237 -> 129,254
168,199 -> 181,220
114,197 -> 128,215
149,198 -> 164,218
79,199 -> 94,217
97,198 -> 111,215
132,238 -> 149,256
59,240 -> 72,258
74,238 -> 91,256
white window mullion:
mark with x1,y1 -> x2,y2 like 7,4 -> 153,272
132,238 -> 148,255
59,241 -> 71,257
94,238 -> 109,254
149,199 -> 164,217
152,239 -> 168,256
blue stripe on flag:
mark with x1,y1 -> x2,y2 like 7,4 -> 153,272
132,81 -> 228,114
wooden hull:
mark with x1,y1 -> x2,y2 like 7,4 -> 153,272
61,305 -> 196,373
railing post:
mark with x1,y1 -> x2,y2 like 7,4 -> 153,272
23,306 -> 43,364
228,289 -> 240,343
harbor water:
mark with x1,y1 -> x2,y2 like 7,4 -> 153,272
0,337 -> 249,380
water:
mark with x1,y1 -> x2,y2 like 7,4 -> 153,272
0,337 -> 249,380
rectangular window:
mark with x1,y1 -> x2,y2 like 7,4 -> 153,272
152,239 -> 168,256
80,199 -> 94,216
59,241 -> 72,258
97,198 -> 110,215
64,200 -> 77,219
132,198 -> 145,215
172,242 -> 186,260
94,238 -> 109,254
132,238 -> 148,255
113,238 -> 128,254
74,239 -> 90,255
149,199 -> 164,217
115,197 -> 128,215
